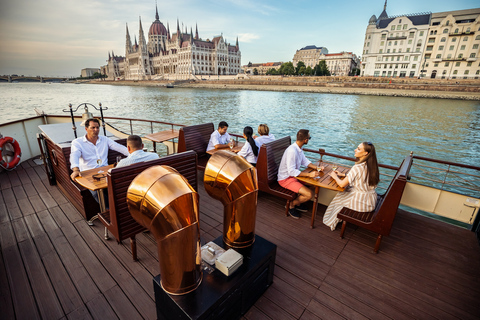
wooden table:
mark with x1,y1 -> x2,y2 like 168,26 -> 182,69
75,164 -> 113,237
296,161 -> 347,228
207,141 -> 244,155
144,129 -> 180,154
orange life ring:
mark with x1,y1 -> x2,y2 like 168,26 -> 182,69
0,136 -> 22,170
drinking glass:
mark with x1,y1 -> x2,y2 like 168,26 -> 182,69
229,138 -> 234,150
332,165 -> 338,173
116,155 -> 122,163
316,165 -> 322,179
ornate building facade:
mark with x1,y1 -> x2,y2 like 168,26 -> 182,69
105,6 -> 241,80
292,46 -> 360,76
362,2 -> 480,79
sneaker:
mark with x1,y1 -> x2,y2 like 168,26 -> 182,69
296,203 -> 309,212
288,207 -> 301,219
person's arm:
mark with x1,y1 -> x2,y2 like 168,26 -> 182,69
285,150 -> 317,178
108,139 -> 129,156
70,140 -> 81,180
214,132 -> 230,149
237,143 -> 249,158
330,166 -> 355,188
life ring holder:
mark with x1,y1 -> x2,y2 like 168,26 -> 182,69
0,136 -> 22,170
51,149 -> 58,166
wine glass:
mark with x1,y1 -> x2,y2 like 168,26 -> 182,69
229,138 -> 234,150
332,165 -> 338,173
316,165 -> 322,179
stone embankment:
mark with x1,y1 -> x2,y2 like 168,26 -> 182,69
93,76 -> 480,100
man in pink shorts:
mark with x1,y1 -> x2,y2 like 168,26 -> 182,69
278,129 -> 321,219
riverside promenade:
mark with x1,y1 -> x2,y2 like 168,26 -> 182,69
93,76 -> 480,100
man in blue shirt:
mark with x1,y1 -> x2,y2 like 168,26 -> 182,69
116,135 -> 159,167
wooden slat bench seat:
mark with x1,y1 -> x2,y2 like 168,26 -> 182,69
177,123 -> 214,170
338,152 -> 414,253
99,150 -> 198,261
256,136 -> 297,217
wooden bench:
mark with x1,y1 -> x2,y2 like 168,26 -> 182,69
177,123 -> 214,170
338,152 -> 414,253
98,150 -> 198,261
39,134 -> 127,221
256,136 -> 297,217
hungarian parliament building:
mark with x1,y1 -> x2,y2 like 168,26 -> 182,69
104,6 -> 241,80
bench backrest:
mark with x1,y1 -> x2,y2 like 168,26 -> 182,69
106,150 -> 198,241
177,123 -> 214,156
257,136 -> 292,190
372,152 -> 413,235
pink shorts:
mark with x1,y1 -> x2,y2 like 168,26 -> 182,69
278,177 -> 304,193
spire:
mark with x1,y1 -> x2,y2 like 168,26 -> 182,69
195,23 -> 199,40
236,36 -> 239,49
167,22 -> 171,40
177,18 -> 180,36
384,0 -> 387,11
126,23 -> 132,54
190,28 -> 194,45
155,1 -> 159,21
108,52 -> 111,60
112,50 -> 115,57
378,0 -> 388,20
138,16 -> 147,53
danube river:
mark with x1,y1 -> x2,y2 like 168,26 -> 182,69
1,82 -> 479,167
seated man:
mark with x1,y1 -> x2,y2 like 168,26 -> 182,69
277,129 -> 320,219
116,135 -> 159,167
206,121 -> 231,152
70,118 -> 129,203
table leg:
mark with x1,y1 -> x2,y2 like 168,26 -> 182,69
153,141 -> 157,153
310,186 -> 320,229
87,215 -> 98,226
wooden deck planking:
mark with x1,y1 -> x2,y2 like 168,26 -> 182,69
1,160 -> 480,319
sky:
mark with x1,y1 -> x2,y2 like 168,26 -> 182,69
0,0 -> 479,77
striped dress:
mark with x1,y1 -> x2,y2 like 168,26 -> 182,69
323,162 -> 377,231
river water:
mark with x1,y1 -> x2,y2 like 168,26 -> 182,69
1,82 -> 479,168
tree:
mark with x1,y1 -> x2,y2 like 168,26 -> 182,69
305,66 -> 312,76
295,61 -> 306,75
266,68 -> 278,75
253,68 -> 259,75
278,62 -> 295,75
314,60 -> 330,76
247,61 -> 253,67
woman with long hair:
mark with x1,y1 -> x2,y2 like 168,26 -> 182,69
237,126 -> 260,166
323,142 -> 380,231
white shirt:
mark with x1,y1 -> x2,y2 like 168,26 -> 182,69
237,140 -> 260,164
255,134 -> 275,146
70,135 -> 128,171
207,130 -> 231,151
277,142 -> 311,181
116,149 -> 160,168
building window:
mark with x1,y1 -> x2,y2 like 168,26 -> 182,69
388,41 -> 392,46
458,54 -> 463,59
381,34 -> 386,39
403,24 -> 408,29
404,56 -> 409,61
453,70 -> 458,74
454,28 -> 459,34
393,49 -> 396,53
452,37 -> 457,42
397,25 -> 401,30
394,41 -> 397,45
455,62 -> 461,66
470,53 -> 476,58
449,45 -> 454,50
397,56 -> 401,61
417,40 -> 422,46
466,28 -> 471,33
419,31 -> 424,36
460,45 -> 466,50
434,63 -> 439,67
380,41 -> 385,46
447,54 -> 452,59
438,45 -> 444,50
412,64 -> 416,68
391,25 -> 395,30
387,49 -> 390,53
476,35 -> 480,40
413,56 -> 418,61
467,62 -> 472,66
446,21 -> 450,26
409,32 -> 414,38
443,28 -> 448,33
445,62 -> 449,67
464,37 -> 468,41
406,48 -> 410,52
379,49 -> 383,53
474,44 -> 479,49
436,54 -> 441,58
426,46 -> 433,51
428,38 -> 435,43
385,57 -> 389,61
440,37 -> 446,42
408,39 -> 412,44
367,42 -> 370,46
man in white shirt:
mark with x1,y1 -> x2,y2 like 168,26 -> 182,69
70,118 -> 129,180
277,129 -> 321,219
206,121 -> 231,152
116,135 -> 159,168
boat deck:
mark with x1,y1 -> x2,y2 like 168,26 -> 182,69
1,159 -> 479,320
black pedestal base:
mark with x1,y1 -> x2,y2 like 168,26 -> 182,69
153,235 -> 276,320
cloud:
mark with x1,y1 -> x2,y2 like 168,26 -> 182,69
238,33 -> 260,43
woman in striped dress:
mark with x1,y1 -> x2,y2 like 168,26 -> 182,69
323,142 -> 380,231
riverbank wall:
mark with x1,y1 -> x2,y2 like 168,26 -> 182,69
91,76 -> 480,100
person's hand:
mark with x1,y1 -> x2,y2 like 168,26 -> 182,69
70,170 -> 80,180
329,171 -> 338,179
309,170 -> 319,178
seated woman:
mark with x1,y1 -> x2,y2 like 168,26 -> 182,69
254,124 -> 275,146
323,142 -> 380,231
237,126 -> 260,166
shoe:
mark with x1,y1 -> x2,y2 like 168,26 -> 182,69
288,207 -> 301,219
296,203 -> 309,212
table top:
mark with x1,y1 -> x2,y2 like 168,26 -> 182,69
206,141 -> 244,155
74,164 -> 113,191
144,129 -> 180,143
296,161 -> 347,192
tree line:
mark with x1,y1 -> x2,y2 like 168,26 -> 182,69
264,61 -> 331,76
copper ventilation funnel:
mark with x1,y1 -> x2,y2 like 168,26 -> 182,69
126,165 -> 202,295
204,150 -> 258,248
